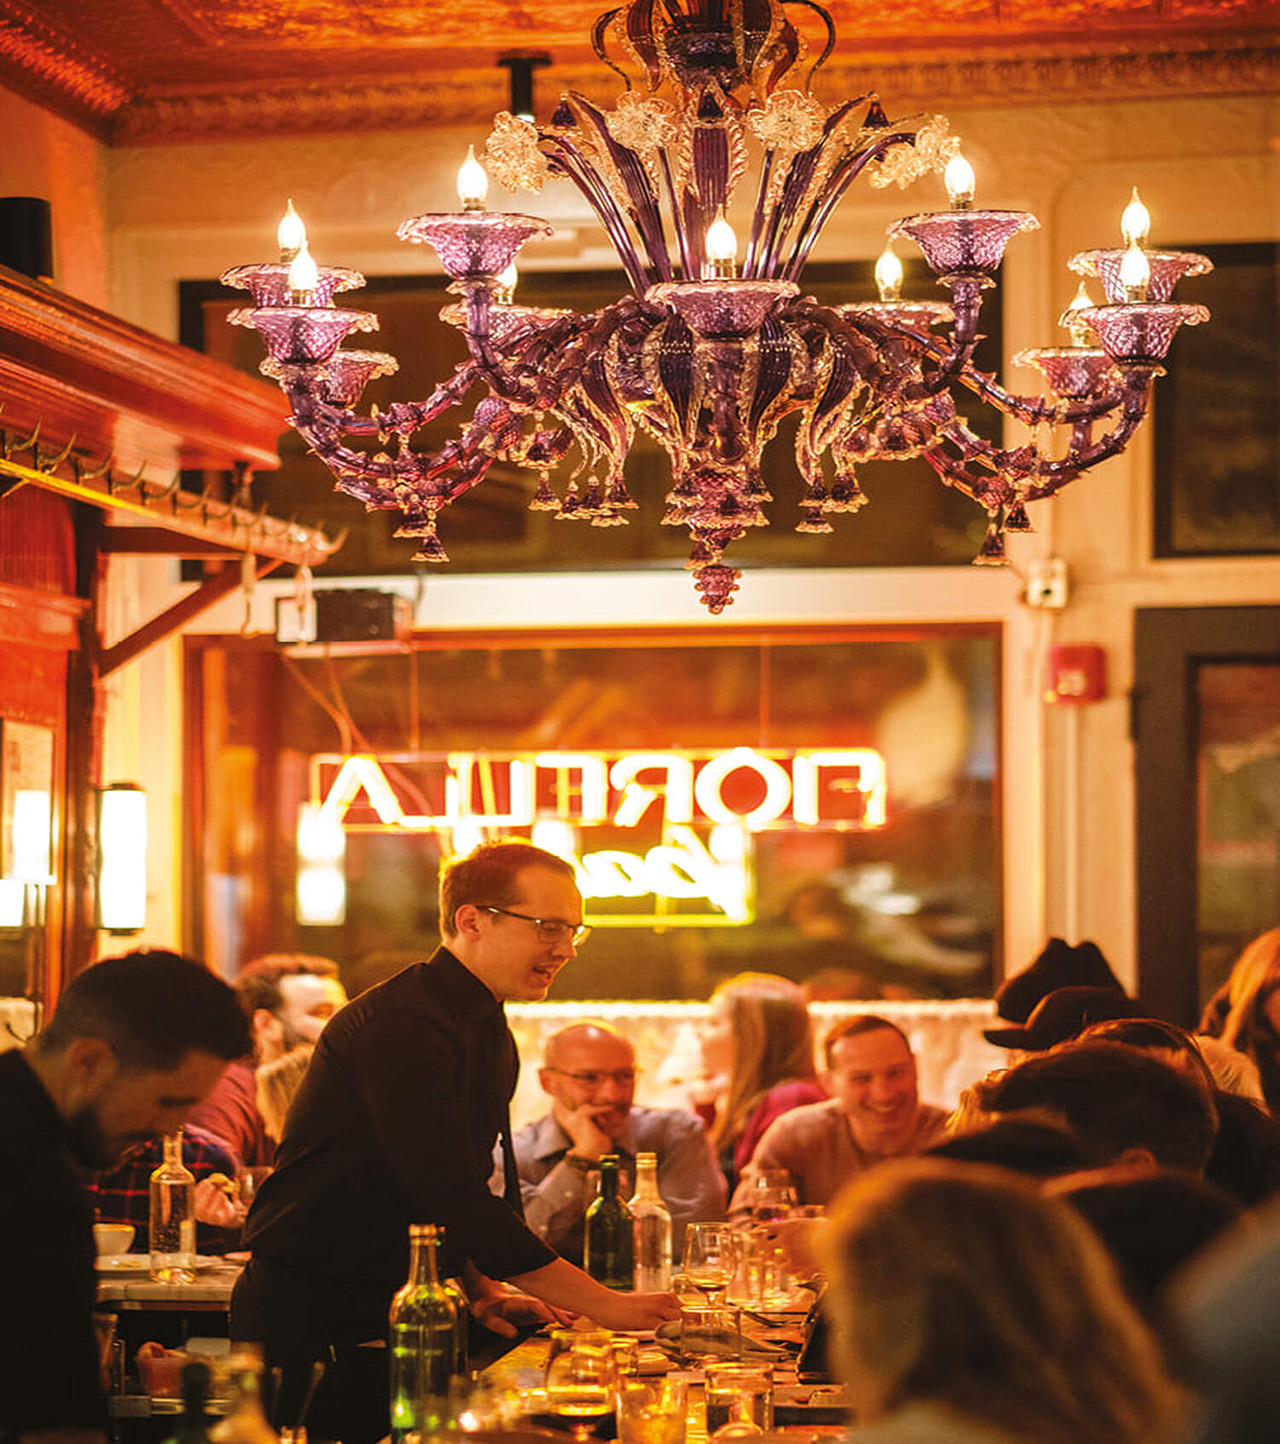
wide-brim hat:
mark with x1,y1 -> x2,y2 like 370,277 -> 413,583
995,938 -> 1124,1024
984,985 -> 1150,1051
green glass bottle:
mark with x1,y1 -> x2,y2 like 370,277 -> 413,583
584,1154 -> 634,1290
389,1223 -> 458,1444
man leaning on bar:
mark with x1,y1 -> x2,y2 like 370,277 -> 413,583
233,839 -> 680,1444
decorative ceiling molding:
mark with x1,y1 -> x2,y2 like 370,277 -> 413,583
0,0 -> 1276,145
109,37 -> 1280,145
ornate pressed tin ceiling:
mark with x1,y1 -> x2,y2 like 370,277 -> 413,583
0,0 -> 1275,143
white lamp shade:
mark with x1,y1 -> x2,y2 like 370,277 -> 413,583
99,785 -> 147,932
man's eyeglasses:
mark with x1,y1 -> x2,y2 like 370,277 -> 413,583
545,1067 -> 638,1087
479,905 -> 592,946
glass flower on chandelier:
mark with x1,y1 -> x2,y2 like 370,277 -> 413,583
224,0 -> 1211,612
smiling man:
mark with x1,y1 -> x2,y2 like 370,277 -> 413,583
731,1015 -> 948,1209
234,840 -> 678,1444
2,949 -> 250,1444
498,1020 -> 724,1262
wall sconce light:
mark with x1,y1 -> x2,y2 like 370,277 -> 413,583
11,789 -> 53,886
98,783 -> 147,934
296,802 -> 346,926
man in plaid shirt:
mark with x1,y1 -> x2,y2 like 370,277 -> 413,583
83,1122 -> 244,1254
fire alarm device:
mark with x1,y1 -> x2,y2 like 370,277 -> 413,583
1045,645 -> 1106,704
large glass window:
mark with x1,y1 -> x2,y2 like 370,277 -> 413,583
190,626 -> 1000,1000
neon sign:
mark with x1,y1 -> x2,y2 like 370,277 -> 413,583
308,746 -> 886,927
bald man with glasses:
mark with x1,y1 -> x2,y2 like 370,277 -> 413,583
496,1021 -> 726,1264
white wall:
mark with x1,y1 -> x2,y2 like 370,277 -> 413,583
82,87 -> 1280,981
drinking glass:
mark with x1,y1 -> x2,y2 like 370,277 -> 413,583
545,1342 -> 617,1442
682,1223 -> 734,1302
747,1170 -> 798,1224
617,1375 -> 688,1444
703,1362 -> 773,1439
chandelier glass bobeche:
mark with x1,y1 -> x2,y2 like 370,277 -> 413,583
224,0 -> 1211,612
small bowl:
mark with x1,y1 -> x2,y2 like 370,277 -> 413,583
94,1223 -> 136,1256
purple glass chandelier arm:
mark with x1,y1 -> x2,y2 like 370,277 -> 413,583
782,129 -> 920,282
752,100 -> 860,279
572,97 -> 674,281
658,151 -> 697,280
789,300 -> 922,399
543,135 -> 652,292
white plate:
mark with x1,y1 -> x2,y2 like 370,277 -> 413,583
96,1254 -> 221,1271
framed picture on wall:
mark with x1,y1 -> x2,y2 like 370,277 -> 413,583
1,719 -> 55,883
1153,241 -> 1280,557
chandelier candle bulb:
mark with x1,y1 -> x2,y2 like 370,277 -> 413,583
874,246 -> 904,303
287,243 -> 319,306
1120,242 -> 1151,303
277,199 -> 306,262
495,261 -> 518,302
706,216 -> 739,280
457,146 -> 490,211
944,153 -> 976,210
1121,188 -> 1151,248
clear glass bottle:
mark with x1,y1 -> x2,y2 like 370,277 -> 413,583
149,1129 -> 196,1283
210,1353 -> 277,1444
388,1223 -> 459,1444
584,1154 -> 634,1290
628,1151 -> 672,1292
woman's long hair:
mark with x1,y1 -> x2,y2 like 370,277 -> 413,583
817,1158 -> 1181,1444
707,972 -> 816,1154
1219,928 -> 1280,1047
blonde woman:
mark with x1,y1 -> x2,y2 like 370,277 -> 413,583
1201,928 -> 1280,1115
700,973 -> 825,1190
816,1158 -> 1181,1444
255,1042 -> 314,1149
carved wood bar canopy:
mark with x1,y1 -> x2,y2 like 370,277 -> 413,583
0,264 -> 339,567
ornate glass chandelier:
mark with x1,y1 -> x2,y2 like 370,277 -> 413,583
225,0 -> 1211,612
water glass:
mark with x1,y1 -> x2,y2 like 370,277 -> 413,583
703,1362 -> 772,1438
617,1375 -> 687,1444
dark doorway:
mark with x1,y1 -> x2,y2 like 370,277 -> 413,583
1135,607 -> 1280,1025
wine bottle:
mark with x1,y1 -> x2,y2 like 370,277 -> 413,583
629,1151 -> 672,1292
149,1130 -> 196,1283
389,1223 -> 459,1444
584,1154 -> 634,1290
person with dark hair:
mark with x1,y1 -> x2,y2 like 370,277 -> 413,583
927,1117 -> 1091,1179
234,840 -> 678,1444
1,949 -> 249,1444
981,1040 -> 1219,1175
187,953 -> 346,1166
1078,1017 -> 1280,1208
1053,1171 -> 1240,1346
729,1015 -> 947,1208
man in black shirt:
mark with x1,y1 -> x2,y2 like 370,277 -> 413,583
235,841 -> 679,1443
1,950 -> 250,1444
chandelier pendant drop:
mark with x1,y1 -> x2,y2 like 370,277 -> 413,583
224,4 -> 1211,612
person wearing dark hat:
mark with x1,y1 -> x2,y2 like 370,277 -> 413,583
984,985 -> 1150,1055
994,938 -> 1125,1025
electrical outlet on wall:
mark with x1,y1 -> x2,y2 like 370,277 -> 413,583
1025,557 -> 1068,609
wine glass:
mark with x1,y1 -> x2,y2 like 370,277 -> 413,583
545,1342 -> 617,1442
683,1222 -> 734,1302
747,1170 -> 798,1224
